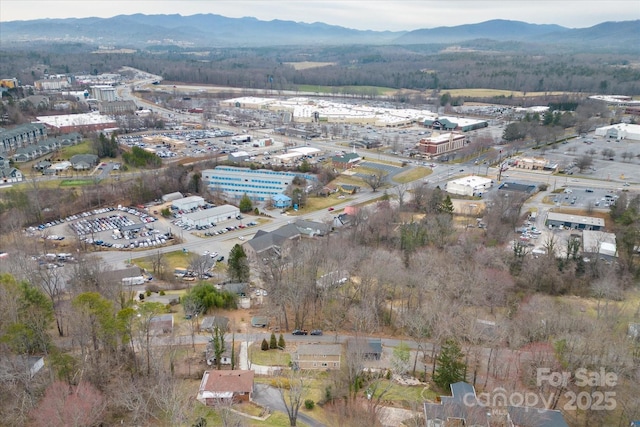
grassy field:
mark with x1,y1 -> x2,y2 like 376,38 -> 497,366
57,140 -> 95,158
294,84 -> 397,96
133,250 -> 193,272
284,61 -> 336,70
393,167 -> 431,184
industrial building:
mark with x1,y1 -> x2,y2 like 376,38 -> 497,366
446,175 -> 493,197
545,212 -> 605,231
180,204 -> 240,228
172,195 -> 206,211
35,112 -> 117,133
582,230 -> 617,261
90,85 -> 117,102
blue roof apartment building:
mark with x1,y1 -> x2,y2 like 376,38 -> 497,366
202,166 -> 316,204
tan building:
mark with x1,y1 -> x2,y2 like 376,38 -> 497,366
513,156 -> 548,170
293,344 -> 342,370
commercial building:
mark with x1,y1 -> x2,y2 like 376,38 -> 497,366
90,85 -> 117,102
36,112 -> 117,133
446,175 -> 493,197
417,132 -> 466,158
172,195 -> 206,211
423,116 -> 488,132
594,123 -> 640,142
180,204 -> 240,228
545,212 -> 605,231
202,166 -> 316,203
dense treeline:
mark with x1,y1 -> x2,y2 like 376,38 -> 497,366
1,43 -> 639,96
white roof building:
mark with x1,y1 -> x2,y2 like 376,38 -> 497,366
582,230 -> 617,260
181,204 -> 240,227
446,175 -> 493,197
594,123 -> 640,142
172,195 -> 206,211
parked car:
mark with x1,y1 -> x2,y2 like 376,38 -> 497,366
292,329 -> 308,335
310,329 -> 323,336
216,256 -> 225,262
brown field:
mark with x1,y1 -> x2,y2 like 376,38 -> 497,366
443,88 -> 576,98
284,61 -> 336,70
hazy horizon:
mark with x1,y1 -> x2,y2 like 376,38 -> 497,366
1,0 -> 638,31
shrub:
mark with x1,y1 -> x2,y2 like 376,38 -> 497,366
261,338 -> 269,351
146,284 -> 160,293
159,290 -> 165,296
304,399 -> 315,410
145,290 -> 151,297
278,334 -> 285,349
269,332 -> 277,349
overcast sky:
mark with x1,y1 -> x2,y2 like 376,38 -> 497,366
1,1 -> 638,30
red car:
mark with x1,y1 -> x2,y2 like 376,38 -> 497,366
328,207 -> 334,211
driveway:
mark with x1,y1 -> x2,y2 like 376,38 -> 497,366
252,383 -> 326,427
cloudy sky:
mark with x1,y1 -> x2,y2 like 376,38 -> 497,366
1,0 -> 637,30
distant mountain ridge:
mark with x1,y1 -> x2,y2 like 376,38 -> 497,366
1,14 -> 638,52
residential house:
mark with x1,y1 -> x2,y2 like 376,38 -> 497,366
0,166 -> 23,183
0,123 -> 47,154
205,344 -> 234,367
200,316 -> 230,333
347,338 -> 382,361
197,370 -> 254,404
149,314 -> 174,335
70,153 -> 99,171
293,344 -> 342,370
424,381 -> 489,427
507,405 -> 569,427
423,382 -> 569,427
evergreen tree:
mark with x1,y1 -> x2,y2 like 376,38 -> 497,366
439,195 -> 454,215
239,193 -> 253,213
433,339 -> 466,390
261,338 -> 269,351
278,333 -> 286,349
227,244 -> 250,282
270,332 -> 277,349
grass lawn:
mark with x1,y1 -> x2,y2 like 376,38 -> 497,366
133,250 -> 193,272
249,343 -> 291,366
57,140 -> 95,158
59,179 -> 97,187
393,167 -> 431,184
370,380 -> 437,406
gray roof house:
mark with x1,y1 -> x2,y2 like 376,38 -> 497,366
347,338 -> 382,361
200,316 -> 230,332
70,153 -> 99,170
1,166 -> 23,183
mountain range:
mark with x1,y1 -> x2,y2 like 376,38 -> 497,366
1,14 -> 639,52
